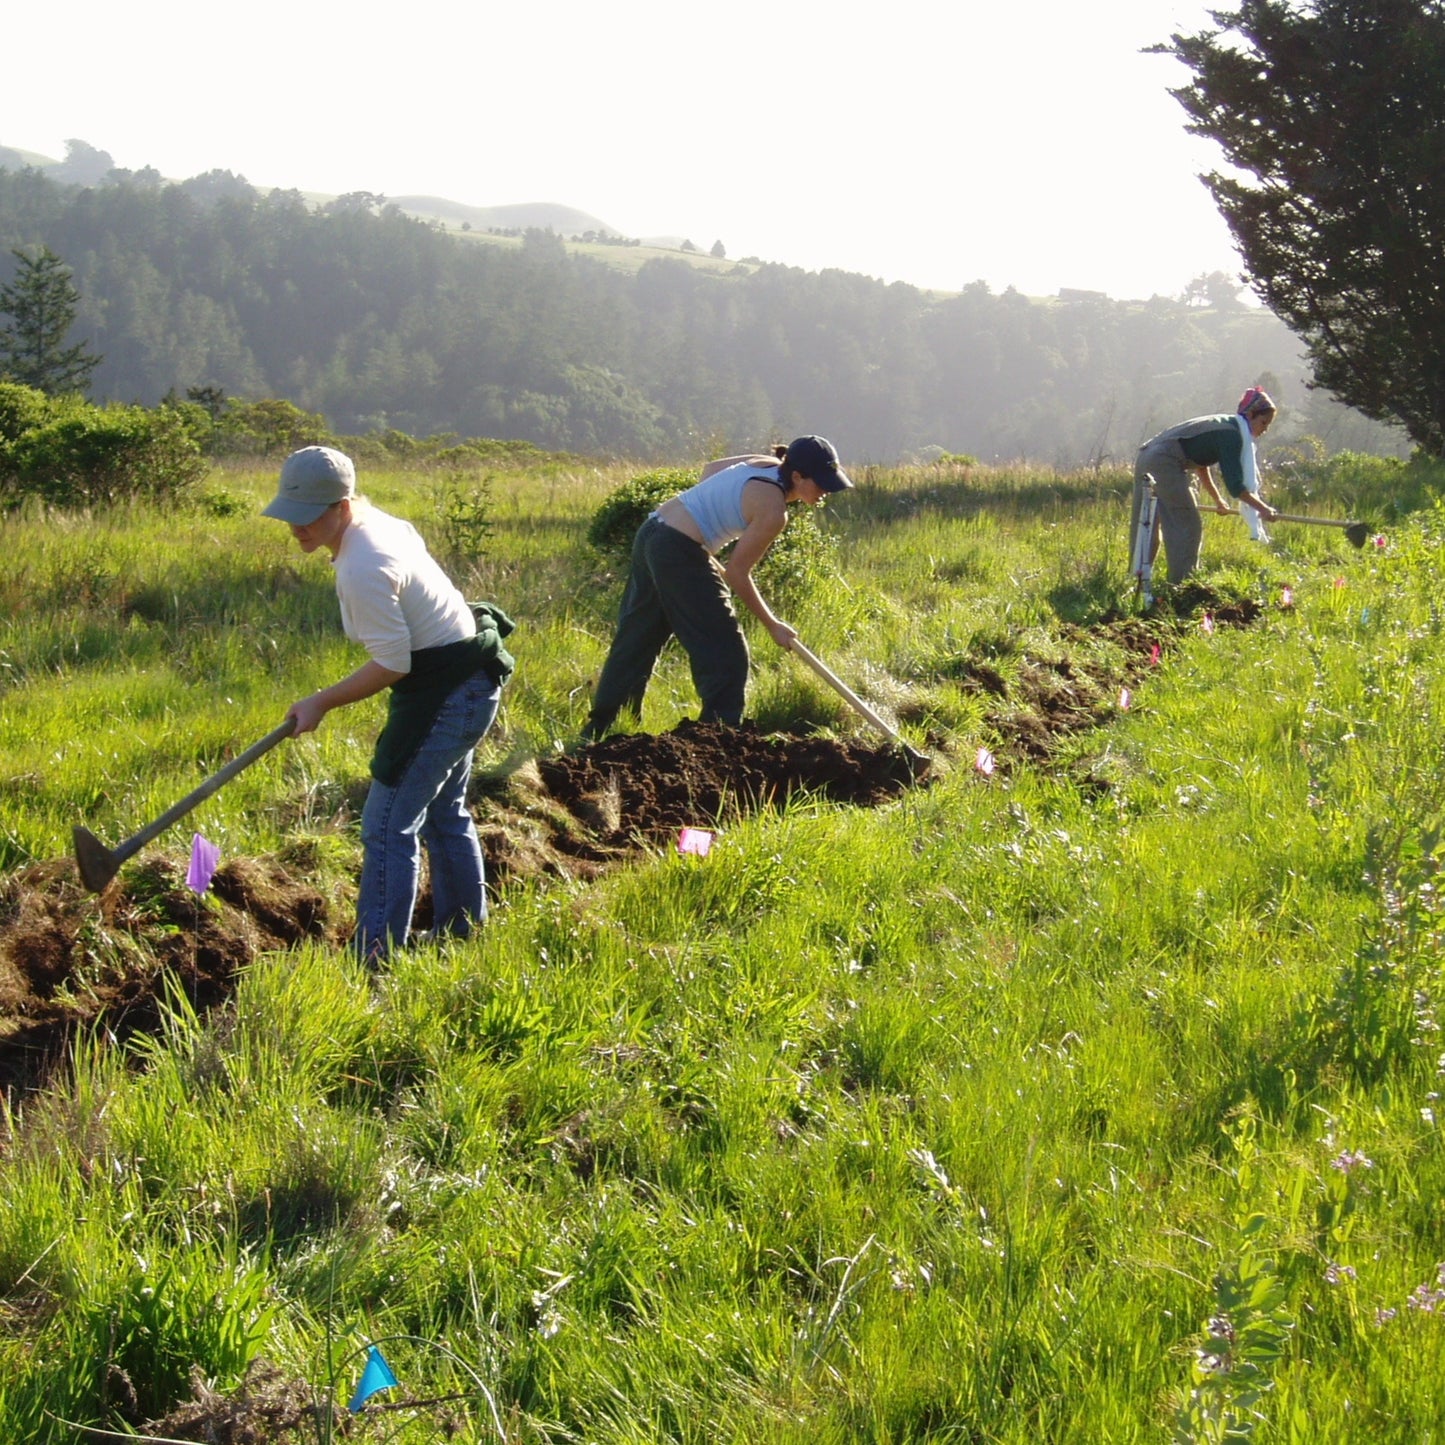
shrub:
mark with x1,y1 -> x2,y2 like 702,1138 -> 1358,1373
430,468 -> 495,566
4,398 -> 209,510
586,466 -> 843,607
586,468 -> 691,560
0,382 -> 53,445
213,398 -> 329,456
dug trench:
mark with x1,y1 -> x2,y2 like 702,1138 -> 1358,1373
0,591 -> 1259,1100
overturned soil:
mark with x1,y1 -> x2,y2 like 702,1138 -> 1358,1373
0,586 -> 1260,1102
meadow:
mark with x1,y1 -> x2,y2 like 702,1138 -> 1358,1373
0,446 -> 1443,1442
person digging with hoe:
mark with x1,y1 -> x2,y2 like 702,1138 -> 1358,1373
263,446 -> 515,965
1131,388 -> 1279,585
583,435 -> 853,740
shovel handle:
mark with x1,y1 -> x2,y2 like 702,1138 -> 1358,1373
789,639 -> 925,761
100,719 -> 297,873
1272,513 -> 1360,530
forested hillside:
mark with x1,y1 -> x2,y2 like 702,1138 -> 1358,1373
0,163 -> 1403,462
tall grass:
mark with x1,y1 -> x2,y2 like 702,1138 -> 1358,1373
1,452 -> 1443,1439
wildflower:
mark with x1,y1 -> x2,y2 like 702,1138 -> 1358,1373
1324,1263 -> 1357,1285
1406,1284 -> 1445,1313
1330,1149 -> 1374,1173
1375,1307 -> 1398,1326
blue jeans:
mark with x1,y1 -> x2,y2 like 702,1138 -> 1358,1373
355,670 -> 501,963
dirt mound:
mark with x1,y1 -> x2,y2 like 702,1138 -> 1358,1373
545,719 -> 921,842
467,721 -> 927,896
0,854 -> 331,1098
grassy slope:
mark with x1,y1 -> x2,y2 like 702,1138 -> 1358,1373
1,454 -> 1443,1441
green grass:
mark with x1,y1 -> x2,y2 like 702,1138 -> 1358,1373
1,450 -> 1444,1440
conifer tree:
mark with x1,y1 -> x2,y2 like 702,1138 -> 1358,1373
0,246 -> 101,396
1159,0 -> 1445,453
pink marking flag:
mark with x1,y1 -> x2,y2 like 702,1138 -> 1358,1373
1118,687 -> 1131,711
1333,577 -> 1346,589
1149,644 -> 1161,667
975,746 -> 995,777
678,827 -> 714,857
1374,534 -> 1388,548
186,833 -> 221,894
1201,614 -> 1215,635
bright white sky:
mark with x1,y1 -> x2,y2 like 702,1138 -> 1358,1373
4,0 -> 1242,300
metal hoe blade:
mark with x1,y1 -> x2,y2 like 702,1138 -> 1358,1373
73,824 -> 123,893
71,719 -> 296,893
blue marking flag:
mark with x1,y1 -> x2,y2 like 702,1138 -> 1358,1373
186,833 -> 221,894
348,1345 -> 399,1412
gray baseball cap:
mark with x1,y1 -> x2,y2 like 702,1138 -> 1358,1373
262,446 -> 356,524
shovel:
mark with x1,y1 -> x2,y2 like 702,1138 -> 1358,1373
788,639 -> 930,772
73,719 -> 296,893
1268,513 -> 1371,548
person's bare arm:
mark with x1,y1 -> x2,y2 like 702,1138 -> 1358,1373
1195,465 -> 1233,514
1240,491 -> 1278,522
287,659 -> 406,734
720,485 -> 794,646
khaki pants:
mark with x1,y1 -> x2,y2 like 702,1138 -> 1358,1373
1132,445 -> 1202,583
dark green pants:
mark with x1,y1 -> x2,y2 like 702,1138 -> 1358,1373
588,515 -> 749,734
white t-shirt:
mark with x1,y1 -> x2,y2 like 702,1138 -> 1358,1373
331,504 -> 474,673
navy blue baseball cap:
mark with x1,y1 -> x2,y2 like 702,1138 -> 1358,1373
783,435 -> 853,493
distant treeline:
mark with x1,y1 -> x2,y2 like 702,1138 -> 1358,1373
0,165 -> 1404,463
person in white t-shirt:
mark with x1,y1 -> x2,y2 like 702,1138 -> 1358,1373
262,447 -> 514,963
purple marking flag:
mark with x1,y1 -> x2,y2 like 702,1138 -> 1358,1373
1118,687 -> 1131,711
1280,586 -> 1294,608
186,833 -> 221,894
348,1345 -> 399,1413
1201,614 -> 1215,635
678,827 -> 714,857
974,747 -> 995,777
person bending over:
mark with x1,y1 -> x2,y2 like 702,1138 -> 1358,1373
262,446 -> 514,964
1130,388 -> 1279,583
584,434 -> 852,739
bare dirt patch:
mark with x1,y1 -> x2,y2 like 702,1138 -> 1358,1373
0,854 -> 331,1099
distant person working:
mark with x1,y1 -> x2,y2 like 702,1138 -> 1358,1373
583,435 -> 853,739
1131,388 -> 1279,584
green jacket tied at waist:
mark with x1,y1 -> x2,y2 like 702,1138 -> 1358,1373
370,601 -> 516,786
